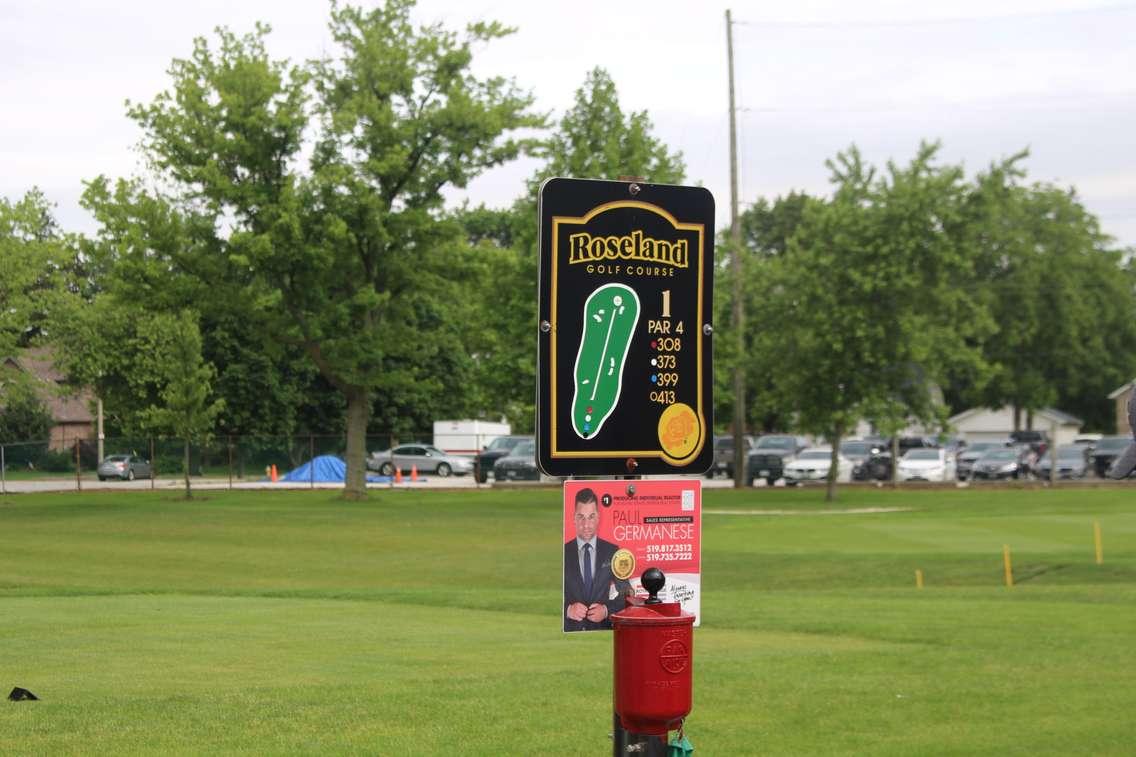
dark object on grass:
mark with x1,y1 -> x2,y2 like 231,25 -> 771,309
8,687 -> 39,701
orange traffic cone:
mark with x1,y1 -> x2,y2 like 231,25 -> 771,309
394,468 -> 403,483
411,464 -> 419,482
270,464 -> 278,483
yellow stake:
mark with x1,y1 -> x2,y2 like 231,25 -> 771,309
915,569 -> 924,589
1003,544 -> 1014,588
1094,521 -> 1104,565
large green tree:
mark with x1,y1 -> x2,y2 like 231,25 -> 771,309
0,190 -> 75,362
957,157 -> 1136,430
461,67 -> 685,430
759,144 -> 990,500
715,191 -> 818,435
94,1 -> 540,496
528,68 -> 685,191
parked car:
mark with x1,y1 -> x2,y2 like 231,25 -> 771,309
1090,435 -> 1133,478
97,454 -> 152,481
747,434 -> 808,486
783,447 -> 853,485
968,448 -> 1024,480
474,435 -> 533,483
1072,433 -> 1102,451
367,444 -> 473,477
955,441 -> 1011,480
852,451 -> 893,482
941,436 -> 968,457
492,439 -> 540,481
1010,429 -> 1049,457
705,434 -> 757,479
1034,445 -> 1089,480
896,448 -> 956,482
840,439 -> 883,467
887,436 -> 939,455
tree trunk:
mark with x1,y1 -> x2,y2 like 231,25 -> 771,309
343,386 -> 370,500
183,437 -> 191,499
890,434 -> 900,488
826,426 -> 843,503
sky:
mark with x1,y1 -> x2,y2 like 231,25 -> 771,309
2,0 -> 1133,246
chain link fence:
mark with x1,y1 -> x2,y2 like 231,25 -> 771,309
0,430 -> 519,492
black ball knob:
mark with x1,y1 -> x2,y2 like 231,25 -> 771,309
642,567 -> 665,605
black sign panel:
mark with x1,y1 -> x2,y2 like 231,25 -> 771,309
537,178 -> 714,477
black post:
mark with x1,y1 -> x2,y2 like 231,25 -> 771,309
150,437 -> 156,490
74,437 -> 81,491
228,435 -> 234,490
612,713 -> 668,756
310,434 -> 315,489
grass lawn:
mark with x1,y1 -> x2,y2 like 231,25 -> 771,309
1,486 -> 1134,754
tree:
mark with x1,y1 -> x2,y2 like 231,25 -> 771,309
71,177 -> 348,450
529,68 -> 685,190
0,381 -> 53,467
759,144 -> 989,500
957,157 -> 1136,430
715,191 -> 818,435
100,1 -> 540,497
0,190 -> 74,363
462,67 -> 685,429
140,312 -> 224,498
739,192 -> 814,260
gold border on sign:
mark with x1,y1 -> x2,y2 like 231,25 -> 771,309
550,200 -> 706,466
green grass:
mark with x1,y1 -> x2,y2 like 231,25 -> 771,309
1,486 -> 1134,754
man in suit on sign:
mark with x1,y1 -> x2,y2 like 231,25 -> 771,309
564,487 -> 631,632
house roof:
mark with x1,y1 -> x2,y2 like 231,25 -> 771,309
1042,407 -> 1083,426
1108,379 -> 1135,400
2,346 -> 94,424
948,405 -> 1083,429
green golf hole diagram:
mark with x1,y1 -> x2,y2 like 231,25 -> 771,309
571,283 -> 640,439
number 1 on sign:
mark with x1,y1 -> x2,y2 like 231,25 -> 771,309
662,290 -> 671,318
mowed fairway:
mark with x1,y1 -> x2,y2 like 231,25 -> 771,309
1,486 -> 1134,755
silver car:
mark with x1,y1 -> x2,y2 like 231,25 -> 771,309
97,454 -> 152,481
366,444 -> 473,477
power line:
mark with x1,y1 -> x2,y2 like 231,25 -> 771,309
744,95 -> 1136,114
733,3 -> 1136,30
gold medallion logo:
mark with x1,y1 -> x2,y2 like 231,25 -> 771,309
611,548 -> 635,580
658,402 -> 700,460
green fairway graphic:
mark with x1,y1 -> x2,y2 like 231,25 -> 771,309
571,283 -> 640,439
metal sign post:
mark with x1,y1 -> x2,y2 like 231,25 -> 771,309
538,178 -> 713,755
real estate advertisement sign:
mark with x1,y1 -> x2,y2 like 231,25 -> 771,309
562,478 -> 701,633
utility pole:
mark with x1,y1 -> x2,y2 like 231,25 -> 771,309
97,397 -> 104,462
726,9 -> 747,489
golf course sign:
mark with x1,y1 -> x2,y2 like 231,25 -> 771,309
537,178 -> 714,477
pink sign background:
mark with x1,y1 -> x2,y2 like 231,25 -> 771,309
562,479 -> 701,625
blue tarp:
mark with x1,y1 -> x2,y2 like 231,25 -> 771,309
280,455 -> 388,483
